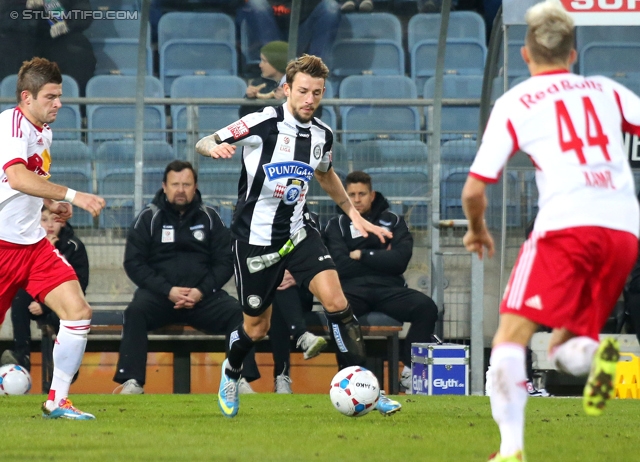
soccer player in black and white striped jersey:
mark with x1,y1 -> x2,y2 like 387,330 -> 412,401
197,54 -> 394,418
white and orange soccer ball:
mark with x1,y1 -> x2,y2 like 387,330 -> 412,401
329,366 -> 380,417
0,364 -> 31,395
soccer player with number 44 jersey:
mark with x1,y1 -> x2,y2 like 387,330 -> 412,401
461,2 -> 640,461
0,58 -> 105,419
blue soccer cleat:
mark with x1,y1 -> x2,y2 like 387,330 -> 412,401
375,391 -> 402,416
218,359 -> 239,418
42,398 -> 96,420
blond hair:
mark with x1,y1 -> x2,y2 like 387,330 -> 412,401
525,0 -> 575,65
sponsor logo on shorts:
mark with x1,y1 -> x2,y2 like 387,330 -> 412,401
226,120 -> 249,139
524,295 -> 543,310
318,254 -> 331,261
263,161 -> 314,182
247,295 -> 262,309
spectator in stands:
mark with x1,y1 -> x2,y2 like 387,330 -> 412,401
269,210 -> 329,393
0,0 -> 96,95
239,40 -> 288,118
113,160 -> 260,394
339,0 -> 373,12
1,208 -> 89,374
240,0 -> 340,63
324,171 -> 439,392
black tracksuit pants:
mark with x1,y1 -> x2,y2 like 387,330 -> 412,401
113,289 -> 260,386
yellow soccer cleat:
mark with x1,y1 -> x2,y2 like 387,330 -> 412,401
488,450 -> 525,462
583,337 -> 620,416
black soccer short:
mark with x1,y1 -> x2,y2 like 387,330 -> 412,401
232,226 -> 335,316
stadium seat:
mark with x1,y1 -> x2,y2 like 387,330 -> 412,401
83,14 -> 148,40
159,39 -> 237,95
330,39 -> 404,86
411,39 -> 486,95
319,106 -> 337,132
576,26 -> 640,53
364,167 -> 430,228
335,13 -> 402,42
339,75 -> 419,144
407,11 -> 486,51
440,138 -> 477,166
579,42 -> 640,78
98,167 -> 165,228
49,140 -> 94,226
496,41 -> 529,79
91,38 -> 153,76
351,139 -> 428,171
158,12 -> 235,49
239,19 -> 261,75
440,166 -> 469,220
424,75 -> 482,139
86,75 -> 166,147
94,140 -> 176,178
196,165 -> 242,226
1,74 -> 81,140
170,75 -> 247,157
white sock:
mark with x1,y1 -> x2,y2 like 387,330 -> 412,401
48,320 -> 90,404
489,343 -> 527,457
549,336 -> 598,376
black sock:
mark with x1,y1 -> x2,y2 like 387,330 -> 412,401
324,304 -> 366,367
227,325 -> 254,380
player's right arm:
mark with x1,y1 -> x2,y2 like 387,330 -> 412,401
5,163 -> 105,217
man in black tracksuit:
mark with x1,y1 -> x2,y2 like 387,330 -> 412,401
324,171 -> 438,392
113,161 -> 259,393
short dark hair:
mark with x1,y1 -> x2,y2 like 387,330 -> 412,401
345,171 -> 372,191
285,54 -> 329,87
16,57 -> 62,103
163,160 -> 197,184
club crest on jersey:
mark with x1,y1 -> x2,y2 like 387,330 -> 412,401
273,180 -> 305,204
313,144 -> 322,160
263,161 -> 314,182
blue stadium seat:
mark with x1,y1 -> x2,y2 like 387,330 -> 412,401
91,38 -> 153,76
170,75 -> 247,157
330,141 -> 349,172
424,75 -> 482,139
336,13 -> 402,42
351,139 -> 428,171
364,167 -> 430,228
50,140 -> 94,226
440,166 -> 469,220
407,11 -> 486,51
1,74 -> 81,140
158,12 -> 235,49
411,39 -> 486,94
319,106 -> 337,132
94,140 -> 176,179
576,26 -> 640,53
330,39 -> 404,86
160,39 -> 237,95
440,139 -> 477,166
86,75 -> 166,147
84,15 -> 148,40
99,167 -> 165,228
579,42 -> 640,78
239,19 -> 260,75
491,75 -> 529,101
339,76 -> 419,143
496,41 -> 529,79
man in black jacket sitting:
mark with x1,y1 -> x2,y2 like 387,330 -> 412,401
324,171 -> 438,393
113,160 -> 259,394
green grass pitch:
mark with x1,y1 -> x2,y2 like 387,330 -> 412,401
1,394 -> 638,461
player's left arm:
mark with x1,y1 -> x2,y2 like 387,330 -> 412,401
610,80 -> 640,136
315,168 -> 392,243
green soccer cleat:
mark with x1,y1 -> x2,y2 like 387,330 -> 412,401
218,359 -> 239,418
488,450 -> 525,462
583,337 -> 620,417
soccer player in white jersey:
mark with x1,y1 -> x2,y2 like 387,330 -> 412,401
0,58 -> 105,419
196,55 -> 402,418
461,2 -> 640,461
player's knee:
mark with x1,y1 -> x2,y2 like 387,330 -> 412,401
321,293 -> 348,313
64,299 -> 92,321
244,319 -> 270,341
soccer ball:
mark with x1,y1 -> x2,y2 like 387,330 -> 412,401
329,366 -> 380,417
0,364 -> 32,395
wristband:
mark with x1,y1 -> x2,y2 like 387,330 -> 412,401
64,188 -> 77,203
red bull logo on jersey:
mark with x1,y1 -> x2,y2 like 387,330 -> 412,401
26,149 -> 51,179
263,161 -> 314,182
